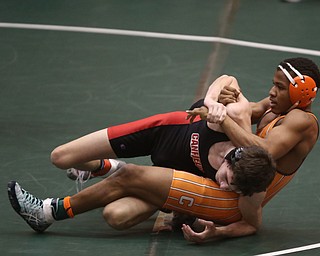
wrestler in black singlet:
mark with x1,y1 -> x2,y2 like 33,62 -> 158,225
108,100 -> 229,180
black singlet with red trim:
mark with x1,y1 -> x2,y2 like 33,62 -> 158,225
108,99 -> 229,179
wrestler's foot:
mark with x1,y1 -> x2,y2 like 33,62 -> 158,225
67,159 -> 126,191
8,181 -> 53,232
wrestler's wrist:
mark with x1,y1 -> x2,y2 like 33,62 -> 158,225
214,226 -> 230,238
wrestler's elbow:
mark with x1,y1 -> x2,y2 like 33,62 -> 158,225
242,221 -> 260,237
249,218 -> 262,234
239,216 -> 262,237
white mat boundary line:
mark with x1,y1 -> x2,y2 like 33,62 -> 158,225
254,242 -> 320,256
0,22 -> 320,56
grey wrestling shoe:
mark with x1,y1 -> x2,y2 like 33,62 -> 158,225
7,181 -> 53,233
67,159 -> 126,191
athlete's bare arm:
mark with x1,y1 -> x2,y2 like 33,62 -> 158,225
188,76 -> 318,174
220,109 -> 317,174
181,192 -> 265,243
203,75 -> 244,127
204,75 -> 241,106
218,85 -> 270,124
250,97 -> 270,124
187,75 -> 252,133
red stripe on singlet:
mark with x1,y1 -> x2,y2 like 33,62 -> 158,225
108,111 -> 201,139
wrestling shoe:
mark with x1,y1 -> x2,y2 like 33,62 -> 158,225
67,159 -> 126,191
7,181 -> 53,233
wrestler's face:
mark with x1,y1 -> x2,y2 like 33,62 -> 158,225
215,160 -> 239,192
269,70 -> 293,114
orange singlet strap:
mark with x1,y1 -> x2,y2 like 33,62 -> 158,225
256,115 -> 285,138
257,112 -> 318,207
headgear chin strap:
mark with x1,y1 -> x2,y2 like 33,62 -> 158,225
278,62 -> 317,108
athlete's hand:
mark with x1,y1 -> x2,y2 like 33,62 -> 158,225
206,101 -> 227,124
186,102 -> 226,124
181,219 -> 217,244
218,85 -> 241,105
186,106 -> 208,123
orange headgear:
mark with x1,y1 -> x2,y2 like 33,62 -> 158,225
278,62 -> 317,108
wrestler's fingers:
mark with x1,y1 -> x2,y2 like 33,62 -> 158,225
219,87 -> 241,105
186,113 -> 196,123
222,85 -> 241,96
186,107 -> 207,116
181,224 -> 203,243
186,108 -> 208,122
218,96 -> 236,105
196,219 -> 215,228
215,113 -> 226,124
181,224 -> 192,240
218,107 -> 227,123
206,104 -> 226,123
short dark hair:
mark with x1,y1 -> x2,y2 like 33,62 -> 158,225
225,146 -> 276,196
278,57 -> 320,89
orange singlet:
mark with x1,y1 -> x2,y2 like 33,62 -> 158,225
163,170 -> 241,225
258,115 -> 295,206
162,112 -> 318,225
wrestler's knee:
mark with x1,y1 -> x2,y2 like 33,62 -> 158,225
50,145 -> 71,169
115,163 -> 145,180
103,205 -> 132,230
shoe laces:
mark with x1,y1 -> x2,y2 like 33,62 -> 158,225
19,188 -> 46,224
75,170 -> 92,192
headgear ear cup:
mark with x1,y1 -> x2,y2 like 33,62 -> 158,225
278,63 -> 318,108
289,75 -> 317,108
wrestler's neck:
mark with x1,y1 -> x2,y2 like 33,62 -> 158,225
208,141 -> 235,170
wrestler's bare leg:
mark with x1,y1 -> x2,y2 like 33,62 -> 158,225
50,128 -> 116,171
70,164 -> 172,216
103,197 -> 158,230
